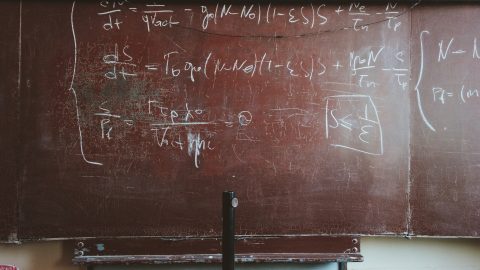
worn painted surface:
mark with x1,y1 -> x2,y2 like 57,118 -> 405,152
0,0 -> 20,243
18,1 -> 410,240
410,5 -> 480,237
0,1 -> 479,243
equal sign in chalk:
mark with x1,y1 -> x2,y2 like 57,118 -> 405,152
145,64 -> 159,71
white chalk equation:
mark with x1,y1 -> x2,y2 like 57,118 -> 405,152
101,45 -> 329,82
95,2 -> 407,33
99,42 -> 410,96
90,94 -> 387,169
93,100 -> 255,168
432,85 -> 479,105
68,1 -> 414,168
414,30 -> 480,132
325,95 -> 384,155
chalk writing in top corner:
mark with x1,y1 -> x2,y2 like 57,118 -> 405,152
94,2 -> 406,33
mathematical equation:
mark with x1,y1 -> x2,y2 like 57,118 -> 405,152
102,42 -> 410,91
96,1 -> 408,33
69,1 -> 413,167
91,93 -> 384,168
415,31 -> 480,132
431,36 -> 480,106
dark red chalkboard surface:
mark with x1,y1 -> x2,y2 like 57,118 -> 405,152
17,1 -> 410,240
0,1 -> 20,243
410,5 -> 480,236
0,1 -> 478,243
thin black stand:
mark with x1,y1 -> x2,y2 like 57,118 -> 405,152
222,191 -> 238,270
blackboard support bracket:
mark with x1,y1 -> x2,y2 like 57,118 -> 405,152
72,236 -> 362,265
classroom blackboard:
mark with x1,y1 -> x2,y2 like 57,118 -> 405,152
0,1 -> 479,243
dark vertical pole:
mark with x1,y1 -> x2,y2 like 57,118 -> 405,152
222,191 -> 237,270
338,262 -> 347,270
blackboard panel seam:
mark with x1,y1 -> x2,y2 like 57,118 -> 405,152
405,2 -> 414,238
5,0 -> 22,244
14,0 -> 22,245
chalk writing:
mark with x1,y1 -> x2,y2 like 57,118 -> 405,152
432,85 -> 479,105
69,1 -> 415,168
92,2 -> 407,33
325,95 -> 384,155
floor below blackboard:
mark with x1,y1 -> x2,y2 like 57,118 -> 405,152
0,237 -> 479,270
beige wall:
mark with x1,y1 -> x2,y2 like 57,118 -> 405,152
0,237 -> 479,270
0,241 -> 80,270
353,237 -> 480,270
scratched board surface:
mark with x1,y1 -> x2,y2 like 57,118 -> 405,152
0,1 -> 20,242
3,1 -> 480,242
14,1 -> 412,240
410,6 -> 480,236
